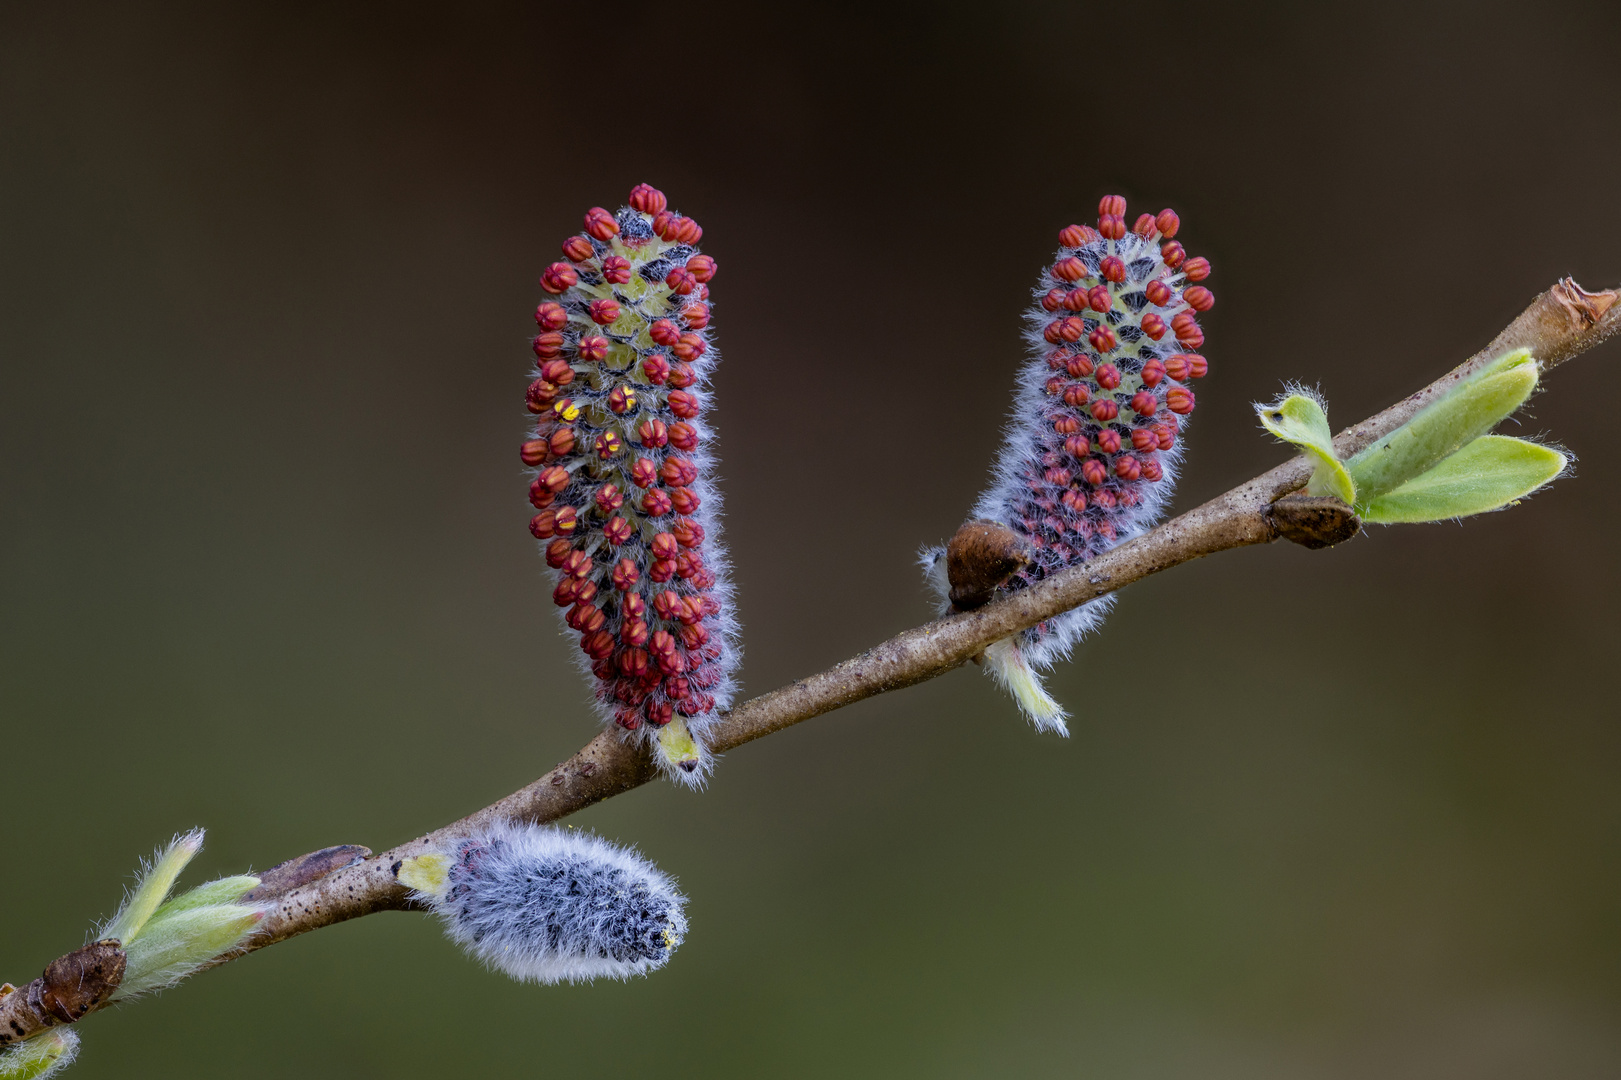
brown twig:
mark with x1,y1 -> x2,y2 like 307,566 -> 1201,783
3,278 -> 1617,1046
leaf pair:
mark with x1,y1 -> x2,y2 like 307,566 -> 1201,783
1257,349 -> 1568,524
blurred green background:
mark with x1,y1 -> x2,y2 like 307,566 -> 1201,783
3,2 -> 1619,1076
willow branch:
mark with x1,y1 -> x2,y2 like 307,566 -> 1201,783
4,278 -> 1616,1044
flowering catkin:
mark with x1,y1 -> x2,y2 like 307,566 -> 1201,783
926,195 -> 1212,732
397,823 -> 687,985
522,184 -> 736,785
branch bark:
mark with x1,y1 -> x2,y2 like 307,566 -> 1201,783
4,278 -> 1617,1044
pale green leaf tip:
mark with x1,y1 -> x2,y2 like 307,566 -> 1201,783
0,1029 -> 80,1080
1256,391 -> 1356,504
1360,435 -> 1568,524
102,828 -> 205,944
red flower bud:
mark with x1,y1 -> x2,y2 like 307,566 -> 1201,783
1088,325 -> 1118,353
1140,313 -> 1166,340
1058,224 -> 1089,247
537,465 -> 570,494
567,599 -> 604,632
1081,458 -> 1108,486
1041,288 -> 1066,312
1098,194 -> 1127,218
660,458 -> 698,487
1130,390 -> 1158,417
628,183 -> 667,214
532,331 -> 564,359
673,332 -> 706,360
549,427 -> 576,457
1098,214 -> 1126,240
1094,428 -> 1122,454
668,422 -> 699,451
1185,354 -> 1208,378
544,538 -> 573,569
1132,213 -> 1157,237
534,302 -> 568,330
639,419 -> 668,447
1144,279 -> 1172,306
581,629 -> 615,660
650,319 -> 680,346
1061,489 -> 1088,513
642,353 -> 671,384
678,622 -> 710,649
1066,355 -> 1094,378
1141,458 -> 1163,482
1079,284 -> 1107,313
539,359 -> 573,385
562,235 -> 594,262
1160,241 -> 1186,268
630,458 -> 658,488
653,593 -> 683,622
589,298 -> 620,325
665,267 -> 697,295
520,438 -> 549,466
528,479 -> 555,509
668,390 -> 700,418
1171,312 -> 1203,347
1182,256 -> 1211,281
1154,424 -> 1175,450
1090,399 -> 1119,422
576,335 -> 608,362
1166,386 -> 1196,414
604,515 -> 633,545
1053,415 -> 1081,435
669,488 -> 701,515
584,206 -> 619,241
650,532 -> 678,561
674,519 -> 704,547
1053,257 -> 1087,282
1045,375 -> 1064,397
607,384 -> 637,414
1115,456 -> 1142,481
1131,428 -> 1159,452
642,488 -> 672,516
1063,434 -> 1089,456
1183,285 -> 1214,311
667,362 -> 696,389
1140,358 -> 1166,387
595,483 -> 624,512
686,254 -> 717,282
1062,383 -> 1090,408
681,302 -> 710,328
601,255 -> 631,284
1095,363 -> 1121,390
612,557 -> 640,590
1099,255 -> 1126,283
1155,209 -> 1180,238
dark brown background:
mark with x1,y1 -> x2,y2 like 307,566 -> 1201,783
3,2 -> 1619,1076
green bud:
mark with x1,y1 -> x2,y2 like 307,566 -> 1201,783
153,875 -> 260,916
1346,348 -> 1538,506
1359,436 -> 1568,524
100,829 -> 204,945
1256,391 -> 1356,504
0,1029 -> 79,1080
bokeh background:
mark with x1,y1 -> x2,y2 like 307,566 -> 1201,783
3,3 -> 1619,1077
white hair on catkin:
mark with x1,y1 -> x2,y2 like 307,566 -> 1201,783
924,197 -> 1213,727
406,823 -> 688,985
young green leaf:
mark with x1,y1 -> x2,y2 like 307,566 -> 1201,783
1360,436 -> 1568,524
1346,348 -> 1537,504
0,1030 -> 79,1080
101,830 -> 204,944
1256,392 -> 1355,503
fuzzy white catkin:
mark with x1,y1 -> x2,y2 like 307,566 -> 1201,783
408,823 -> 687,985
